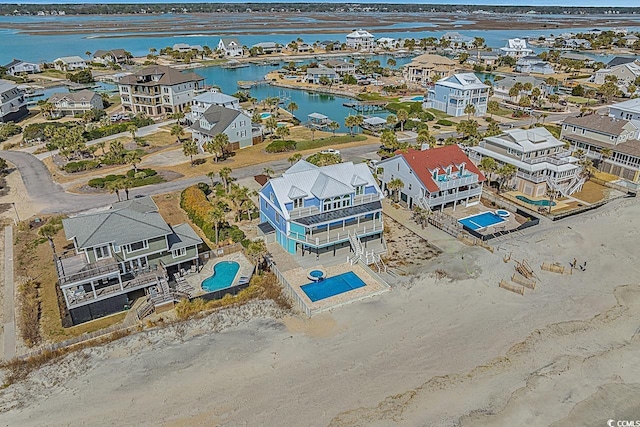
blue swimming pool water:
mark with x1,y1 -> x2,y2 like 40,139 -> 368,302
201,261 -> 240,292
301,271 -> 366,302
309,270 -> 324,278
458,212 -> 505,231
516,195 -> 557,206
410,96 -> 424,101
260,112 -> 272,119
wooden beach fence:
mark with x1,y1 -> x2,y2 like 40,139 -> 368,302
511,273 -> 536,290
499,280 -> 525,295
541,262 -> 572,275
515,259 -> 537,279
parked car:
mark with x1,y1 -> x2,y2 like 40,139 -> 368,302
320,148 -> 340,156
110,113 -> 124,122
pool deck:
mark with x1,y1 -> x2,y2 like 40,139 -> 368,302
184,252 -> 254,297
502,191 -> 571,213
443,204 -> 523,234
281,263 -> 389,315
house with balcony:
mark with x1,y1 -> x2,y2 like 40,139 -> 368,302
92,49 -> 130,66
468,127 -> 583,197
515,56 -> 555,75
561,114 -> 640,184
57,196 -> 202,325
466,50 -> 500,66
441,32 -> 474,49
48,89 -> 103,118
258,160 -> 384,256
251,42 -> 282,54
403,53 -> 457,85
190,104 -> 253,151
378,146 -> 485,212
346,30 -> 375,51
117,65 -> 204,116
609,99 -> 640,121
499,38 -> 533,59
306,66 -> 339,84
189,89 -> 241,123
424,73 -> 489,117
4,59 -> 40,76
0,79 -> 28,123
218,37 -> 243,57
594,62 -> 640,85
321,59 -> 356,76
53,56 -> 87,71
493,75 -> 548,100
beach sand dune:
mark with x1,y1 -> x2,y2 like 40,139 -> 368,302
1,198 -> 640,426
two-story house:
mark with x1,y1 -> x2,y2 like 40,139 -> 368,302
190,104 -> 253,151
609,98 -> 640,121
515,56 -> 555,75
441,31 -> 474,49
189,89 -> 241,123
378,146 -> 485,211
48,89 -> 104,117
258,160 -> 384,256
403,54 -> 457,85
468,127 -> 583,197
500,38 -> 533,59
346,30 -> 375,51
218,37 -> 243,57
424,73 -> 489,117
0,79 -> 28,123
53,56 -> 87,71
251,42 -> 282,54
4,59 -> 41,76
493,75 -> 548,100
306,66 -> 339,84
92,49 -> 130,66
320,59 -> 356,76
118,65 -> 205,116
561,114 -> 640,183
594,62 -> 640,85
57,197 -> 201,324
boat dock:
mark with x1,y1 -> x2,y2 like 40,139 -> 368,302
237,80 -> 272,89
343,100 -> 388,113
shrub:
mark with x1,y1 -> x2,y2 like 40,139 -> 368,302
23,122 -> 70,143
17,278 -> 40,347
436,119 -> 454,126
63,160 -> 101,173
265,140 -> 297,153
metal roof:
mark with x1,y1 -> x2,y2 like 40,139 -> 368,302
293,201 -> 382,226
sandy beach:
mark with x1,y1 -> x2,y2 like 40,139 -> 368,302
0,194 -> 639,426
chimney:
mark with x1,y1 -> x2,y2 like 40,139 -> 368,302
421,143 -> 430,151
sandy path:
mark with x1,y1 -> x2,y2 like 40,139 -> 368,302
0,198 -> 639,426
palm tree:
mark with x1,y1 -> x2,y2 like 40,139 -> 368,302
96,141 -> 107,156
345,115 -> 358,136
600,147 -> 612,163
487,100 -> 499,119
479,157 -> 497,189
396,109 -> 409,132
264,117 -> 278,136
127,124 -> 138,141
275,125 -> 290,139
386,114 -> 397,129
387,178 -> 404,202
219,166 -> 232,193
182,139 -> 199,166
286,102 -> 298,116
85,50 -> 92,59
206,171 -> 216,188
105,180 -> 122,201
124,151 -> 142,173
37,100 -> 54,119
328,121 -> 340,135
209,133 -> 230,162
416,129 -> 436,148
288,153 -> 302,165
497,163 -> 517,193
207,206 -> 225,245
246,239 -> 268,272
262,167 -> 274,178
464,103 -> 476,120
171,124 -> 185,142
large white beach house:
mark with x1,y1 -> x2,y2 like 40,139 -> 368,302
424,73 -> 489,117
346,30 -> 375,51
499,38 -> 533,59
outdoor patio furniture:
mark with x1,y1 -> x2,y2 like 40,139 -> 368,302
190,265 -> 197,273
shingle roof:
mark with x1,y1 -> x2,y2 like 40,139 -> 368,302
167,223 -> 203,250
190,105 -> 245,137
4,59 -> 22,68
62,197 -> 172,248
607,56 -> 638,67
563,133 -> 640,158
564,114 -> 632,136
55,56 -> 86,64
118,65 -> 203,87
220,37 -> 241,48
49,89 -> 100,104
407,53 -> 456,67
394,146 -> 485,193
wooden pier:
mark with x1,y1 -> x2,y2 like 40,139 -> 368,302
344,100 -> 388,114
237,80 -> 271,89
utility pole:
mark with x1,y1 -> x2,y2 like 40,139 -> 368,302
11,202 -> 19,224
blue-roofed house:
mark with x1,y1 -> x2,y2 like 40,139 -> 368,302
258,160 -> 384,256
424,73 -> 489,117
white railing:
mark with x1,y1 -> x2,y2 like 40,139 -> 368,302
436,174 -> 479,191
288,219 -> 383,247
517,171 -> 547,183
266,257 -> 311,317
289,193 -> 381,220
427,187 -> 482,207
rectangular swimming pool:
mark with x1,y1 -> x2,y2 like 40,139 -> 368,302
301,271 -> 366,302
458,211 -> 505,231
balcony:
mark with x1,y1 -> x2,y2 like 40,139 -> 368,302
436,174 -> 479,191
288,216 -> 383,248
517,171 -> 547,183
289,193 -> 381,220
55,254 -> 120,287
427,187 -> 482,207
523,150 -> 573,166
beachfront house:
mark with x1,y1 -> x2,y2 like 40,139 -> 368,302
377,145 -> 485,211
499,39 -> 533,59
594,62 -> 640,86
92,49 -> 130,66
424,73 -> 489,117
306,66 -> 339,84
562,114 -> 640,184
4,59 -> 40,76
251,42 -> 282,54
117,65 -> 204,117
402,53 -> 457,85
515,56 -> 555,75
0,79 -> 28,123
467,127 -> 583,197
346,30 -> 375,51
257,160 -> 384,256
376,37 -> 398,49
218,38 -> 243,57
48,89 -> 103,118
321,59 -> 356,76
609,99 -> 640,121
190,89 -> 241,123
53,56 -> 87,71
172,43 -> 203,53
190,104 -> 253,152
56,196 -> 202,325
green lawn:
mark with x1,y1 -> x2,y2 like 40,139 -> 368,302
356,93 -> 399,102
296,134 -> 367,151
425,108 -> 451,119
491,107 -> 515,118
566,96 -> 598,105
543,124 -> 562,139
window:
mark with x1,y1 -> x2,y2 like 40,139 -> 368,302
275,212 -> 280,223
355,185 -> 364,196
127,240 -> 148,253
94,245 -> 111,260
293,198 -> 303,209
172,247 -> 187,258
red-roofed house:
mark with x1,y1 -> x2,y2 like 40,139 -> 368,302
377,145 -> 485,211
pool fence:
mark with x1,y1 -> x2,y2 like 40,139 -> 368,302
266,257 -> 312,317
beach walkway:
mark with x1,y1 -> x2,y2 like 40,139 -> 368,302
3,225 -> 15,360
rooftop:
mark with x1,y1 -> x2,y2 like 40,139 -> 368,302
190,105 -> 246,137
436,73 -> 488,90
564,114 -> 634,136
118,65 -> 204,87
49,89 -> 99,103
